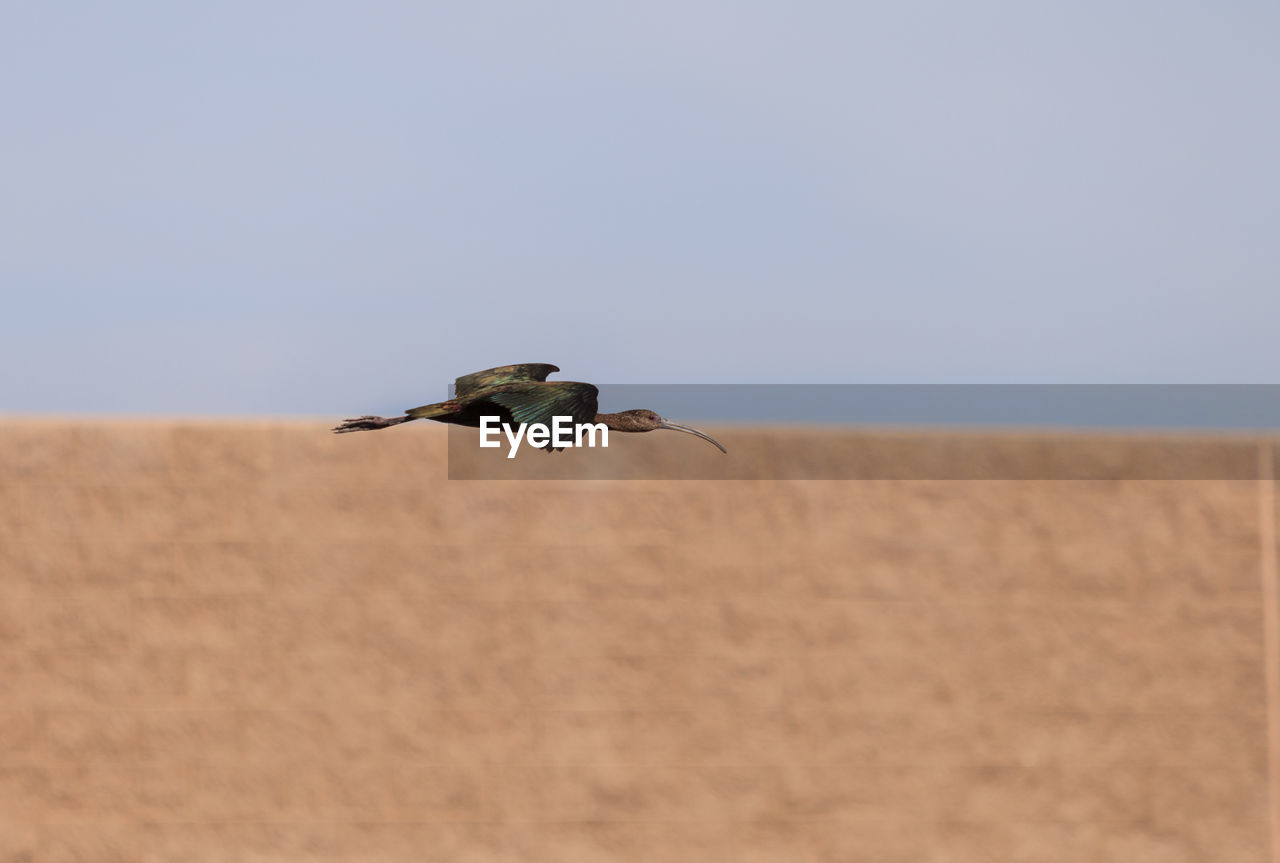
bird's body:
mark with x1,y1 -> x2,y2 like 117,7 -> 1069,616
333,363 -> 726,453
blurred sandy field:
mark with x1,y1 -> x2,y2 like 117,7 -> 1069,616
0,419 -> 1276,862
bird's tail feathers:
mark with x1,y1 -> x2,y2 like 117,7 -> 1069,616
405,400 -> 459,420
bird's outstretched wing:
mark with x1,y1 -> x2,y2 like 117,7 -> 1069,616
454,364 -> 560,398
480,382 -> 600,451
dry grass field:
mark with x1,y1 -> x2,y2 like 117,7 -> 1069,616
1,418 -> 1277,862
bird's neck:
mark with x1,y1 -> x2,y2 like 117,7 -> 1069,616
594,412 -> 641,432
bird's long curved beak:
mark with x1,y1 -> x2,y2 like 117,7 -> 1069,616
658,420 -> 727,453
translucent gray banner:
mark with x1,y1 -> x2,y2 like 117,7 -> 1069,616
445,385 -> 1277,480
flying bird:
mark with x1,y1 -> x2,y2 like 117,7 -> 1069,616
332,363 -> 727,453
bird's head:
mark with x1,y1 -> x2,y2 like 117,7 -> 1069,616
611,409 -> 727,453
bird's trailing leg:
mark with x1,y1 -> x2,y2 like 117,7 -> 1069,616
332,415 -> 413,434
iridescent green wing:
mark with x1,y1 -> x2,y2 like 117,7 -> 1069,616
482,382 -> 600,451
453,363 -> 560,398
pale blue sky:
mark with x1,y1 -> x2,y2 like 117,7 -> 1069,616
2,2 -> 1277,415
